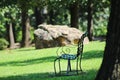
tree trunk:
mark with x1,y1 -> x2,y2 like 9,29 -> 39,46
9,22 -> 15,49
34,7 -> 44,29
12,22 -> 16,42
70,1 -> 79,29
95,0 -> 120,80
87,0 -> 93,41
21,8 -> 31,47
49,9 -> 55,25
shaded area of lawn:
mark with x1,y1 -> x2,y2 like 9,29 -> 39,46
0,69 -> 97,80
0,41 -> 105,80
83,50 -> 104,60
0,50 -> 103,66
0,56 -> 55,66
0,50 -> 103,80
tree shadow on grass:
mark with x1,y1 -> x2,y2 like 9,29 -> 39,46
0,69 -> 98,80
0,50 -> 103,66
0,56 -> 56,66
83,50 -> 104,60
0,50 -> 101,80
0,72 -> 53,80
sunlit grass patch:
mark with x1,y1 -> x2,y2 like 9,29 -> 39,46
0,41 -> 105,80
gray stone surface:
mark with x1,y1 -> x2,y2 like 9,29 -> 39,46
34,24 -> 88,49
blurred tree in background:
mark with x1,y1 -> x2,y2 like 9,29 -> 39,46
0,0 -> 110,48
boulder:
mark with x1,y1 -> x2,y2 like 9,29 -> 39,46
34,24 -> 89,49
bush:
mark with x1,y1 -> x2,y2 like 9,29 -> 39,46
94,25 -> 107,36
0,38 -> 9,50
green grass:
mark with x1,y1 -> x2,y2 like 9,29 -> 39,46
0,41 -> 105,80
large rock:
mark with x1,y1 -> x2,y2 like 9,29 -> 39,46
34,24 -> 88,49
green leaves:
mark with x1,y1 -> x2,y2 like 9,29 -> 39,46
0,0 -> 17,7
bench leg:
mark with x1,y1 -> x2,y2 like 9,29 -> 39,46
76,58 -> 79,74
67,59 -> 71,74
54,58 -> 61,75
79,55 -> 83,72
54,58 -> 58,75
58,59 -> 61,74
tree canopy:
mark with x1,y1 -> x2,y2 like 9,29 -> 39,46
0,0 -> 110,48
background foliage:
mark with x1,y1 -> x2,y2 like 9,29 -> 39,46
0,0 -> 110,48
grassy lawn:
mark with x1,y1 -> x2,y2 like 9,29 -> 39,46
0,41 -> 105,80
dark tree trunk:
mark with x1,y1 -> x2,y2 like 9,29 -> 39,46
87,0 -> 93,41
34,7 -> 44,29
70,1 -> 79,29
49,9 -> 55,25
95,0 -> 120,80
12,22 -> 16,42
21,8 -> 31,47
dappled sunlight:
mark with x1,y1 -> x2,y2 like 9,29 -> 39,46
0,41 -> 105,80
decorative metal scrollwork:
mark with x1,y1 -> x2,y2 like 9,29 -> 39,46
56,45 -> 77,56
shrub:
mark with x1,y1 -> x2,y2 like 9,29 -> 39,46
0,38 -> 9,50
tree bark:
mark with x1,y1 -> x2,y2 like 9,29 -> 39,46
9,22 -> 15,49
95,0 -> 120,80
12,22 -> 16,42
21,8 -> 31,47
87,0 -> 93,41
5,21 -> 15,48
34,7 -> 44,29
49,9 -> 55,25
70,1 -> 79,29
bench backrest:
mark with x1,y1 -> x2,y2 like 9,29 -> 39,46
76,32 -> 88,57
